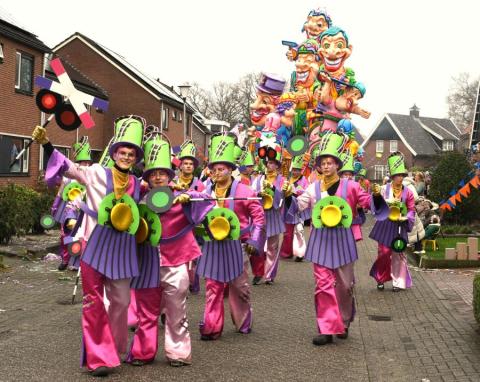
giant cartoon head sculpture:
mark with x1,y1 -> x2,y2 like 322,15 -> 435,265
250,73 -> 286,127
318,26 -> 353,74
294,39 -> 320,88
302,8 -> 332,41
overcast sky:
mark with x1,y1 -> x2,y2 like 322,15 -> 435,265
1,0 -> 479,136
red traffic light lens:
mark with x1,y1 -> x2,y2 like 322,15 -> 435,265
36,89 -> 62,113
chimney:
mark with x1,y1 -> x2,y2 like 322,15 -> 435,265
409,104 -> 420,118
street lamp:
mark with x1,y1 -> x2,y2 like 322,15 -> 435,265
178,83 -> 192,141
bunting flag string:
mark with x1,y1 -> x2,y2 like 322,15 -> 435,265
438,166 -> 480,211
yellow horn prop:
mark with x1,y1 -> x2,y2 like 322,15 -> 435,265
68,188 -> 82,201
388,206 -> 401,222
320,205 -> 342,227
135,217 -> 149,243
209,216 -> 231,241
110,203 -> 133,232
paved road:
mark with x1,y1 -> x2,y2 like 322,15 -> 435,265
1,217 -> 480,381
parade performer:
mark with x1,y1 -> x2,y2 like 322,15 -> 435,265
127,132 -> 213,367
32,115 -> 145,377
279,155 -> 308,261
173,140 -> 205,192
292,132 -> 387,346
172,140 -> 205,294
251,147 -> 291,284
357,168 -> 370,193
196,133 -> 265,340
238,149 -> 255,186
369,152 -> 415,292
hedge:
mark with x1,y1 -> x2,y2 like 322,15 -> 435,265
474,274 -> 480,324
0,183 -> 56,244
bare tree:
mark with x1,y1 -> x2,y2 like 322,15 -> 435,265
447,73 -> 479,133
188,82 -> 212,118
208,81 -> 243,125
236,72 -> 262,126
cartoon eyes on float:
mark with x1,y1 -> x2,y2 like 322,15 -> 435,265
258,146 -> 277,160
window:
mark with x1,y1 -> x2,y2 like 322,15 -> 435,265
374,165 -> 388,181
0,134 -> 30,175
442,140 -> 454,151
172,110 -> 177,120
161,107 -> 169,130
0,43 -> 4,63
40,146 -> 69,171
376,140 -> 384,153
178,112 -> 183,122
15,51 -> 34,94
390,140 -> 398,152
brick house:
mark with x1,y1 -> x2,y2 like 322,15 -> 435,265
469,82 -> 480,149
361,105 -> 462,181
0,13 -> 108,188
53,32 -> 210,158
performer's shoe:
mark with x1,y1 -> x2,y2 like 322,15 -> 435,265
130,359 -> 150,367
57,263 -> 68,271
312,334 -> 333,346
336,327 -> 349,339
294,256 -> 304,262
169,359 -> 191,367
200,334 -> 216,341
252,276 -> 262,285
376,283 -> 384,291
392,286 -> 401,292
91,366 -> 112,377
265,279 -> 274,285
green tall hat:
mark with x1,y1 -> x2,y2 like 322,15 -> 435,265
388,151 -> 408,177
233,144 -> 243,164
315,132 -> 349,168
99,136 -> 115,168
142,133 -> 174,181
178,140 -> 199,168
339,151 -> 354,173
358,168 -> 367,177
208,133 -> 237,170
239,149 -> 255,167
72,136 -> 92,162
291,155 -> 304,170
109,115 -> 145,163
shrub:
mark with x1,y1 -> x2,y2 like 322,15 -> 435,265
442,225 -> 474,234
429,152 -> 480,224
0,183 -> 56,243
474,274 -> 480,324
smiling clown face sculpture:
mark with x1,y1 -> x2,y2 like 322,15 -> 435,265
318,26 -> 352,77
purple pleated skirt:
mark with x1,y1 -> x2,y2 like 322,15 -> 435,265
82,224 -> 139,280
299,208 -> 311,222
131,243 -> 160,289
369,220 -> 407,248
304,227 -> 357,269
196,240 -> 243,283
53,200 -> 67,223
266,208 -> 285,237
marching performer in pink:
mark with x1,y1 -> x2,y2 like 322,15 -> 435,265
369,152 -> 415,292
293,133 -> 387,346
172,140 -> 205,294
127,132 -> 213,366
33,116 -> 145,377
196,133 -> 265,340
279,155 -> 309,261
251,149 -> 289,285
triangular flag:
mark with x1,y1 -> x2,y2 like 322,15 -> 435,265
470,176 -> 480,189
448,196 -> 457,206
449,189 -> 457,196
459,179 -> 466,187
459,184 -> 471,197
443,203 -> 453,211
455,193 -> 462,203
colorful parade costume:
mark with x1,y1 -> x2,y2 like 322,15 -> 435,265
128,133 -> 214,366
279,155 -> 309,260
251,158 -> 287,284
369,152 -> 415,291
42,116 -> 145,372
292,133 -> 388,344
196,133 -> 265,340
